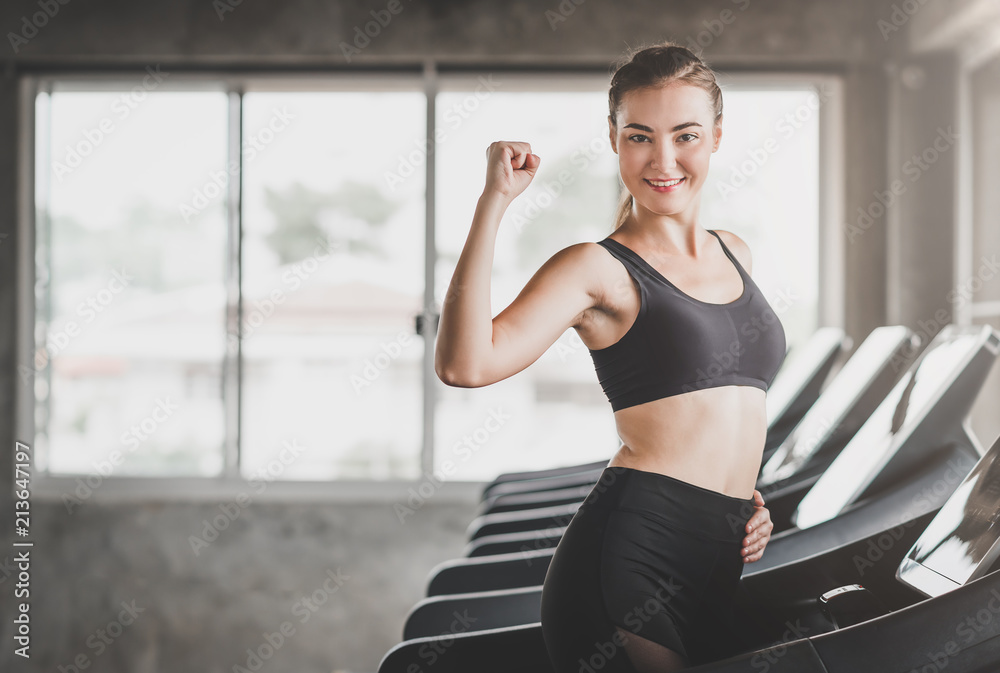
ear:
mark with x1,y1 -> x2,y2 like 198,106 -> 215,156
712,116 -> 723,153
608,116 -> 618,154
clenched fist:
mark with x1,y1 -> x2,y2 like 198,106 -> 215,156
483,141 -> 540,202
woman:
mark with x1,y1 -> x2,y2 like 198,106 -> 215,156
434,41 -> 784,672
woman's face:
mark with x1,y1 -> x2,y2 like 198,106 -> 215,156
609,82 -> 722,219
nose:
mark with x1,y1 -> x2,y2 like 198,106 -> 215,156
650,140 -> 677,171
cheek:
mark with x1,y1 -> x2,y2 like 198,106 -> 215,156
689,146 -> 714,171
619,147 -> 647,176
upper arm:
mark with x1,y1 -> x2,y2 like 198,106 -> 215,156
473,242 -> 601,387
715,229 -> 753,276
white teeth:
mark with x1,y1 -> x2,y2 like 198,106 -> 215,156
648,178 -> 684,187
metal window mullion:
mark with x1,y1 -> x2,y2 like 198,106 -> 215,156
38,83 -> 53,473
17,77 -> 41,470
222,87 -> 244,479
422,61 -> 438,480
886,63 -> 902,327
955,67 -> 973,326
818,75 -> 845,330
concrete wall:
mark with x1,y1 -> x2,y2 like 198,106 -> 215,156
2,499 -> 474,672
1,1 -> 991,672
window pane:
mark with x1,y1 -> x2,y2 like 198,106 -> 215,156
240,91 -> 426,480
706,87 -> 820,348
35,89 -> 229,476
434,89 -> 622,481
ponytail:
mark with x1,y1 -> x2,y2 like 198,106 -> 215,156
611,185 -> 633,232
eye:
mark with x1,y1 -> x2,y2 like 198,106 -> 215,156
678,133 -> 698,142
627,134 -> 650,143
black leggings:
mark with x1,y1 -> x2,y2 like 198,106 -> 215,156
540,465 -> 757,671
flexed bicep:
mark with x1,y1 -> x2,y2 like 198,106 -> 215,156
474,243 -> 599,387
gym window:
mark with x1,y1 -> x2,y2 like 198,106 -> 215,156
17,67 -> 837,499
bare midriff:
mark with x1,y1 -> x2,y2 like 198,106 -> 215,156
604,384 -> 765,500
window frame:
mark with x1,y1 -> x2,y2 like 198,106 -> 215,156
16,66 -> 843,502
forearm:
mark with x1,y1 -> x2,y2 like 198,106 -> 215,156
435,192 -> 511,386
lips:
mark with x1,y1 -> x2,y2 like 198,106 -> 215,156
644,177 -> 686,191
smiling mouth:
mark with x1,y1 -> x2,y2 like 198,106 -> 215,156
644,177 -> 686,189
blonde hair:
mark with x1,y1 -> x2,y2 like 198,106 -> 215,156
608,41 -> 724,231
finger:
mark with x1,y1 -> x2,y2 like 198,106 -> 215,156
754,489 -> 766,506
742,537 -> 767,558
746,511 -> 766,533
510,149 -> 531,170
506,142 -> 533,166
744,521 -> 771,546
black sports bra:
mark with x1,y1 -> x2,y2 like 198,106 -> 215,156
588,230 -> 787,412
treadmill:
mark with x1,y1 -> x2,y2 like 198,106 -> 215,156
395,325 -> 996,656
415,325 -> 995,613
379,428 -> 1000,673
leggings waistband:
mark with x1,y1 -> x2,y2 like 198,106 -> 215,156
582,466 -> 756,543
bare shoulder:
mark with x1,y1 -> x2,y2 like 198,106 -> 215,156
543,240 -> 615,303
712,228 -> 753,276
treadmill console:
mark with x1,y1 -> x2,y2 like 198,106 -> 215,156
793,325 -> 998,530
760,325 -> 914,486
897,434 -> 1000,598
765,327 -> 844,427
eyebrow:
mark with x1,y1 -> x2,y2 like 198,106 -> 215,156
624,121 -> 702,133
